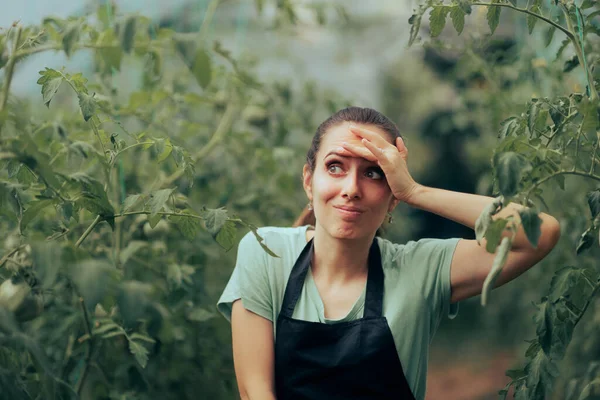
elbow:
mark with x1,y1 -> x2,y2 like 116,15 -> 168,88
537,217 -> 561,254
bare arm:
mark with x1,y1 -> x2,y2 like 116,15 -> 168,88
405,185 -> 561,303
231,299 -> 277,400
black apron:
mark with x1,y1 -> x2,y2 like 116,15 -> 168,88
274,238 -> 416,400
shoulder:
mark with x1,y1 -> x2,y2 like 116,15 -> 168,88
377,236 -> 460,270
238,225 -> 307,259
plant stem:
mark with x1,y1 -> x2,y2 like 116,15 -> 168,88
471,2 -> 572,38
526,170 -> 600,203
590,139 -> 599,175
573,283 -> 600,327
114,210 -> 204,220
199,0 -> 221,41
560,4 -> 599,101
0,245 -> 25,268
75,215 -> 102,248
0,26 -> 22,114
75,297 -> 93,395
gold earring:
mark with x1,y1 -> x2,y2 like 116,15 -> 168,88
386,212 -> 393,224
308,202 -> 313,211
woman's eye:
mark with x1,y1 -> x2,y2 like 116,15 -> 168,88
366,169 -> 384,180
327,163 -> 343,174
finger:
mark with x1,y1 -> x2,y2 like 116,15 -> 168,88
360,138 -> 387,160
396,137 -> 408,160
348,125 -> 391,149
340,141 -> 378,162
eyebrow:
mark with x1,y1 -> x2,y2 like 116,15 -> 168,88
323,151 -> 348,160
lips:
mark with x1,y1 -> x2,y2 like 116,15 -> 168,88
334,206 -> 365,213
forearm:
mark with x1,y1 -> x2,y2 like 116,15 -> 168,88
405,184 -> 560,251
239,388 -> 277,400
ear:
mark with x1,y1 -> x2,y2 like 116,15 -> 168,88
302,164 -> 313,203
388,197 -> 400,213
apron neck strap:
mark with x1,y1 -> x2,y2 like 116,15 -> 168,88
279,238 -> 384,319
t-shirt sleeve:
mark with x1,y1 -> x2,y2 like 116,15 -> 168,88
216,230 -> 273,323
402,238 -> 460,322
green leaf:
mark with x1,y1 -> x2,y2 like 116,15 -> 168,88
148,213 -> 162,229
556,38 -> 571,60
167,264 -> 182,288
191,48 -> 212,89
429,6 -> 449,38
93,322 -> 121,335
475,197 -> 502,245
487,0 -> 501,34
120,16 -> 136,53
169,211 -> 202,241
61,23 -> 80,57
564,55 -> 580,72
36,68 -> 63,107
77,92 -> 97,122
576,227 -> 596,254
494,152 -> 532,197
156,138 -> 172,163
519,208 -> 543,248
485,218 -> 509,253
548,266 -> 590,305
216,219 -> 237,251
119,241 -> 147,266
147,188 -> 174,218
202,207 -> 228,237
580,99 -> 599,137
481,237 -> 511,306
588,190 -> 600,218
525,348 -> 559,398
187,307 -> 215,322
97,30 -> 122,72
578,378 -> 600,400
545,26 -> 556,47
129,339 -> 149,368
20,199 -> 56,232
450,6 -> 465,35
506,368 -> 527,380
129,333 -> 156,343
121,194 -> 142,213
527,5 -> 540,34
70,173 -> 115,228
408,5 -> 429,46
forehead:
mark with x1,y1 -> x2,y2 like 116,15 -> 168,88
320,122 -> 392,152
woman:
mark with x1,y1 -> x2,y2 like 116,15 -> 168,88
217,107 -> 561,400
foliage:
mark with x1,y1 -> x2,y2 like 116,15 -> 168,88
0,2 -> 350,398
409,0 -> 600,398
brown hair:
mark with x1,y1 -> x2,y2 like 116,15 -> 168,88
292,106 -> 403,235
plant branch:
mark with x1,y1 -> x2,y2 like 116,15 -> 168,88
75,215 -> 102,248
74,297 -> 93,395
0,245 -> 25,268
560,4 -> 599,101
526,170 -> 600,202
471,2 -> 572,38
0,26 -> 22,114
573,282 -> 600,327
199,0 -> 221,41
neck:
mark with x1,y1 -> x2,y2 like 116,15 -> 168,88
307,225 -> 374,285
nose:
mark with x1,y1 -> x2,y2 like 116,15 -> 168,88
341,170 -> 361,199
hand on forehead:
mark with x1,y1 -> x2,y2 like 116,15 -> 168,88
321,123 -> 392,158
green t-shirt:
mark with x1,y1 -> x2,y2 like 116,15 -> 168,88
217,225 -> 460,400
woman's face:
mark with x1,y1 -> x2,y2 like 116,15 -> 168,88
303,121 -> 399,240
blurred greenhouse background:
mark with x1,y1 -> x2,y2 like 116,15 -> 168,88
1,0 -> 600,399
